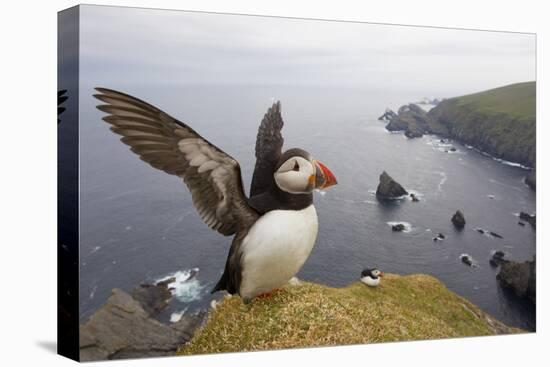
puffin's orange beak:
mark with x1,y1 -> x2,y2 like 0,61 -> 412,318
379,272 -> 385,277
313,160 -> 337,189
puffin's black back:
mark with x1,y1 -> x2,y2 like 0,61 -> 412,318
361,268 -> 374,278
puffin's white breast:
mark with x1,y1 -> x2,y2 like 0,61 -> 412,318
239,204 -> 318,301
361,276 -> 380,287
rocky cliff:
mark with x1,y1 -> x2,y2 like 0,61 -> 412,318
79,281 -> 205,361
382,82 -> 535,168
427,82 -> 535,167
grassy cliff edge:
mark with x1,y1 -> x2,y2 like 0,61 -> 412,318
179,274 -> 522,355
428,81 -> 536,167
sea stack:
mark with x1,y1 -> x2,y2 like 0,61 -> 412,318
496,257 -> 536,304
378,108 -> 397,122
451,210 -> 466,229
376,171 -> 408,200
519,212 -> 536,228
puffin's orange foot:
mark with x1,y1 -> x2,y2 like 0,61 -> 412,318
256,291 -> 274,300
256,288 -> 284,300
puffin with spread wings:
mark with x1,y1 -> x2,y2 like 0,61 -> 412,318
94,88 -> 337,303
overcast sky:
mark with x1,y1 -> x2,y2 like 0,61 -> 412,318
80,5 -> 535,97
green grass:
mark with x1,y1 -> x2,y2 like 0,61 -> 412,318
451,82 -> 535,122
428,81 -> 536,166
178,274 -> 522,355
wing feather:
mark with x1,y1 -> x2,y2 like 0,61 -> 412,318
94,87 -> 258,236
250,101 -> 284,197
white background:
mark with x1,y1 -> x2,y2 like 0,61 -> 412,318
0,0 -> 547,365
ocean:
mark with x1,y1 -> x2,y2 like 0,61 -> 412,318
78,84 -> 536,330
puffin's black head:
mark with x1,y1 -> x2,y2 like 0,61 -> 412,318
361,268 -> 384,279
273,148 -> 337,195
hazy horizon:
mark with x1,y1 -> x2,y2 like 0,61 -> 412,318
80,5 -> 535,99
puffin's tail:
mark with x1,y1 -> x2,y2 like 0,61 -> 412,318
211,278 -> 225,294
211,269 -> 239,295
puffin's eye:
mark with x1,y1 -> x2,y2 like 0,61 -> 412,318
292,161 -> 300,171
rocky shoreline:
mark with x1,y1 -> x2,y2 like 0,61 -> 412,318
381,103 -> 535,169
379,83 -> 536,190
79,280 -> 206,361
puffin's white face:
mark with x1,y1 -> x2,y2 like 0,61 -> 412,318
372,269 -> 383,277
274,156 -> 315,194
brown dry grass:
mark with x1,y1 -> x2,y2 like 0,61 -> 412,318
178,274 -> 522,355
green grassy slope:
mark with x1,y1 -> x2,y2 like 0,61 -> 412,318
428,81 -> 536,166
178,274 -> 521,355
453,82 -> 535,121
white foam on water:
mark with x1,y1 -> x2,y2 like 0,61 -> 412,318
459,253 -> 478,267
169,306 -> 189,323
387,221 -> 413,233
156,268 -> 206,303
391,194 -> 409,200
437,171 -> 447,192
426,136 -> 530,170
473,228 -> 494,239
89,246 -> 101,255
465,145 -> 530,170
492,157 -> 530,169
408,189 -> 424,199
89,285 -> 97,300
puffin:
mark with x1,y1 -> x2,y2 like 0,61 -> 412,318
360,268 -> 384,287
94,88 -> 337,303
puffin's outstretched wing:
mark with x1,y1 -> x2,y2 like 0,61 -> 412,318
250,102 -> 284,197
94,88 -> 258,236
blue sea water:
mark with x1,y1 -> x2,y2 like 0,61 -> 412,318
78,84 -> 535,330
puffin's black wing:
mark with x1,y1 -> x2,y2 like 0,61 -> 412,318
249,101 -> 284,197
94,88 -> 259,236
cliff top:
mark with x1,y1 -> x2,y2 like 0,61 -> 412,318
448,81 -> 535,122
179,274 -> 522,355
